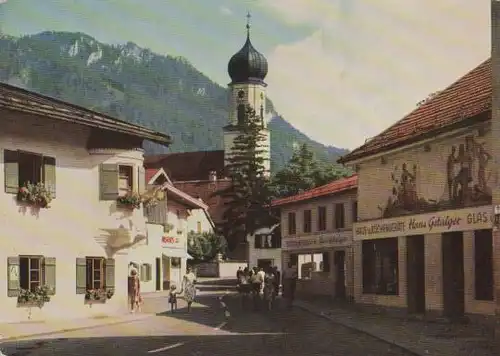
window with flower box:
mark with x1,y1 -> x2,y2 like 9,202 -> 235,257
76,257 -> 115,302
4,149 -> 56,197
7,256 -> 56,301
99,163 -> 145,200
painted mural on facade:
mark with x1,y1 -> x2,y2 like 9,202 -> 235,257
382,133 -> 492,218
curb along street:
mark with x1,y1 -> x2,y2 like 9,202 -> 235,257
0,314 -> 151,344
294,304 -> 421,356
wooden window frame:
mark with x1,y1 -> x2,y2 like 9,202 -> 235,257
317,206 -> 327,231
303,209 -> 312,233
334,203 -> 345,229
118,164 -> 134,197
352,201 -> 358,223
362,238 -> 399,295
86,257 -> 106,290
288,212 -> 296,235
4,149 -> 57,197
19,255 -> 45,292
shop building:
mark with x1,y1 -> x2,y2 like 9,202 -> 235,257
272,175 -> 358,299
143,181 -> 208,290
339,59 -> 495,319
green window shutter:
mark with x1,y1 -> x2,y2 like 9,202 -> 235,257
99,164 -> 119,200
7,256 -> 20,297
76,258 -> 87,294
43,156 -> 56,198
138,166 -> 146,194
105,258 -> 115,291
44,257 -> 56,295
4,150 -> 19,194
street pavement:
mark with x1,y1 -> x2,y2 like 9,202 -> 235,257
0,290 -> 414,356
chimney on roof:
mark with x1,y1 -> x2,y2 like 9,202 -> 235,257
209,170 -> 217,182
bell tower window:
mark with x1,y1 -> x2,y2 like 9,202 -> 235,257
237,104 -> 246,126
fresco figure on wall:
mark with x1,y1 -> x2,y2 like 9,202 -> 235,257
382,132 -> 492,219
476,142 -> 491,193
444,135 -> 491,207
382,163 -> 430,217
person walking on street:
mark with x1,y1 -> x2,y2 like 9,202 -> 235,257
181,266 -> 197,312
128,268 -> 141,313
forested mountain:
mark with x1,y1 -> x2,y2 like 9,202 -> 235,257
0,31 -> 349,171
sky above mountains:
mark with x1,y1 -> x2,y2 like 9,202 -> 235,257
0,0 -> 491,150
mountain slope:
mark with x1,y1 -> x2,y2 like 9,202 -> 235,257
0,31 -> 348,172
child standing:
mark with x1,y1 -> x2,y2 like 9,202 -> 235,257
168,284 -> 179,313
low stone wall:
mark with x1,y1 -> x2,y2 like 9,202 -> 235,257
196,260 -> 248,278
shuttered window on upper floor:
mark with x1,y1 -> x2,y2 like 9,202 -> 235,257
334,203 -> 345,229
100,164 -> 145,200
317,206 -> 327,231
288,212 -> 296,235
303,209 -> 312,233
4,149 -> 56,198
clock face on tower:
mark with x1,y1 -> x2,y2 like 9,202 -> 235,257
238,90 -> 245,99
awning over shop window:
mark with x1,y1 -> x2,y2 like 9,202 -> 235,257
162,249 -> 191,259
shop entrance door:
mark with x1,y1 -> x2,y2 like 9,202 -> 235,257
406,235 -> 425,314
442,232 -> 465,319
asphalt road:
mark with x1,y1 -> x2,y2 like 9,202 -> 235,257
0,290 -> 414,356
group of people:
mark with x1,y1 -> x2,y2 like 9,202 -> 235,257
127,266 -> 198,314
236,261 -> 298,310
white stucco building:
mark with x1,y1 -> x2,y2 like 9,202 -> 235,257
186,207 -> 215,235
247,224 -> 282,270
142,169 -> 210,289
0,83 -> 171,322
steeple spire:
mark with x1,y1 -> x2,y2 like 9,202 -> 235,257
246,11 -> 251,38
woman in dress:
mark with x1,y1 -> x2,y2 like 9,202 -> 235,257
128,268 -> 141,313
182,266 -> 197,312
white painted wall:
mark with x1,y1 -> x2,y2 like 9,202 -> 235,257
247,234 -> 282,270
186,208 -> 213,234
127,223 -> 163,294
0,110 -> 149,322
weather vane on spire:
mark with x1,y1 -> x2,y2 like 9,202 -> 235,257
246,11 -> 251,35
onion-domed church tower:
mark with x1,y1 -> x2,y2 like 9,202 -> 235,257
224,13 -> 271,175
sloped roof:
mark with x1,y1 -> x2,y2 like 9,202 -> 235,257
161,183 -> 209,210
172,179 -> 233,225
272,175 -> 358,207
144,150 -> 225,182
339,59 -> 491,163
0,82 -> 171,145
146,168 -> 159,184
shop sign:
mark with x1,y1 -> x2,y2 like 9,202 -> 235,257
282,231 -> 350,251
161,235 -> 183,249
353,205 -> 492,240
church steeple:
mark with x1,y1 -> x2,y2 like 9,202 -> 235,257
223,13 -> 271,175
227,12 -> 268,85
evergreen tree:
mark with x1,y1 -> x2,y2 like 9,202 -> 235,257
272,143 -> 350,198
213,106 -> 275,251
